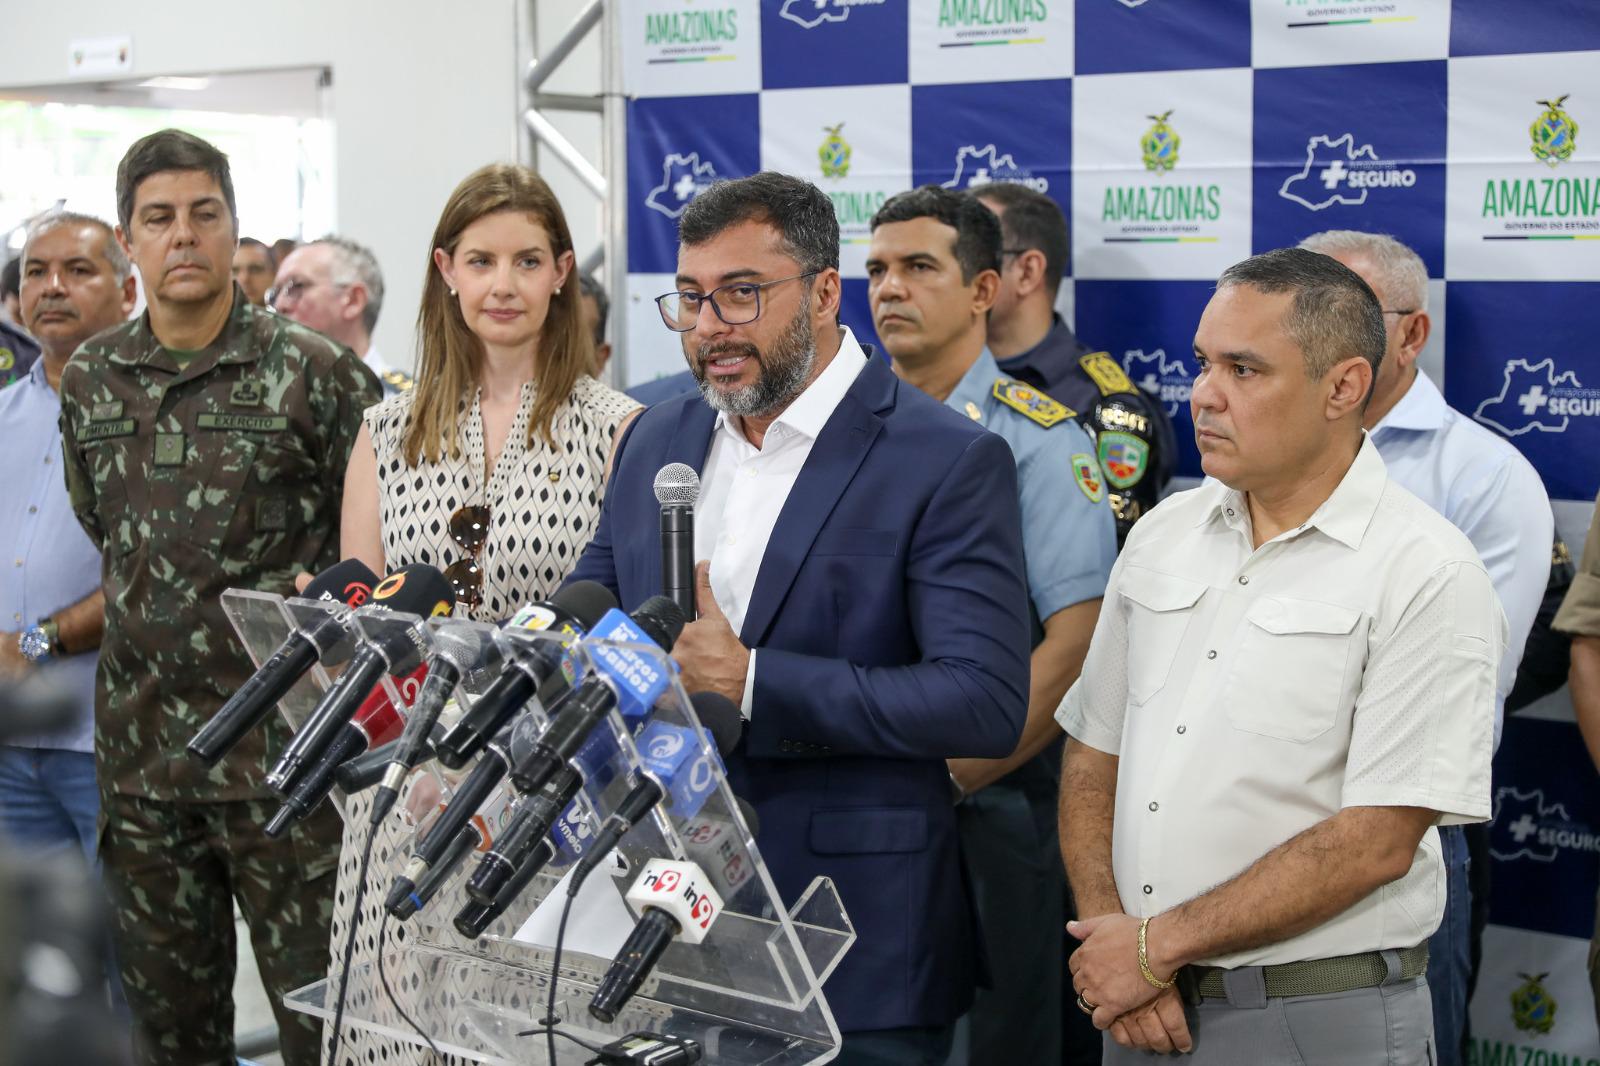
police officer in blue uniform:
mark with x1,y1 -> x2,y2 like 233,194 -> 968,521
868,186 -> 1118,1065
0,315 -> 41,389
976,183 -> 1175,543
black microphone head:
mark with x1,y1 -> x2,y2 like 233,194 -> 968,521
630,596 -> 687,652
735,797 -> 760,839
687,692 -> 741,757
653,463 -> 699,507
550,580 -> 619,632
371,564 -> 457,618
302,558 -> 380,609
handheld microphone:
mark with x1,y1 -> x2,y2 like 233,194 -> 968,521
368,620 -> 500,826
589,858 -> 724,1023
566,693 -> 742,896
505,596 -> 687,800
453,836 -> 557,939
384,721 -> 518,920
262,661 -> 428,837
654,464 -> 699,621
432,581 -> 617,771
265,564 -> 455,796
187,559 -> 378,766
464,766 -> 585,904
386,825 -> 482,921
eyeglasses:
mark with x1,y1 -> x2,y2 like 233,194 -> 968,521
1381,308 -> 1417,316
1000,247 -> 1031,260
443,505 -> 491,609
266,277 -> 349,311
655,271 -> 819,333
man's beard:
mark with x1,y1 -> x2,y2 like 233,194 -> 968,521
691,295 -> 817,419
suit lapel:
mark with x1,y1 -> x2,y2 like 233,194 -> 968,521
666,397 -> 718,475
739,356 -> 894,647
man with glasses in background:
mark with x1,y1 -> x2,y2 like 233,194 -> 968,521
569,171 -> 1031,1065
271,234 -> 412,394
1299,230 -> 1552,1066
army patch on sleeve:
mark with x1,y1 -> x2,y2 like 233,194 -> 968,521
993,379 -> 1074,428
1072,452 -> 1107,503
1079,352 -> 1137,397
1097,430 -> 1150,490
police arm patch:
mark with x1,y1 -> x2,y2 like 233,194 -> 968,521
1072,452 -> 1107,503
993,378 -> 1074,428
1079,352 -> 1137,397
1097,430 -> 1150,490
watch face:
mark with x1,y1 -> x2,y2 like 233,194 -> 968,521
19,627 -> 49,663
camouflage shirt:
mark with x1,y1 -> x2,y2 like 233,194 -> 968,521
58,287 -> 382,801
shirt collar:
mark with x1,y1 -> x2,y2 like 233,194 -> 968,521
947,347 -> 1001,415
994,314 -> 1083,379
715,326 -> 870,446
1199,432 -> 1388,550
1372,369 -> 1446,434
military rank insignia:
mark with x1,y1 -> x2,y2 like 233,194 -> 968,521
1080,352 -> 1137,397
1098,431 -> 1150,490
993,379 -> 1073,428
965,401 -> 983,421
1072,452 -> 1106,503
229,380 -> 264,407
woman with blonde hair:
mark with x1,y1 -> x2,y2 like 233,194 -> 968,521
326,163 -> 639,1063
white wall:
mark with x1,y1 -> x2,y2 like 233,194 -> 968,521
0,0 -> 525,367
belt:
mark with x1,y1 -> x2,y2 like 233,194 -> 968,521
1190,943 -> 1430,1000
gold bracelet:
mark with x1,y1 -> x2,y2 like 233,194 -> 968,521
1138,917 -> 1174,990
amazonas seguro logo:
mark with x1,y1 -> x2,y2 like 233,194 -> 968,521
778,0 -> 886,29
1472,357 -> 1600,438
1278,133 -> 1418,211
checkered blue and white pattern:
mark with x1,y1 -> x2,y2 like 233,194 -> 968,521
621,0 -> 1600,507
619,7 -> 1600,1053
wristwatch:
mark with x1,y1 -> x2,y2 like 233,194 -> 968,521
18,618 -> 60,664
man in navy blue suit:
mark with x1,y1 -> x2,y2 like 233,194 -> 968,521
566,172 -> 1031,1064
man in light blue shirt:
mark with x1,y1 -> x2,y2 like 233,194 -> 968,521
1,211 -> 135,860
869,186 -> 1118,1065
1304,230 -> 1553,1066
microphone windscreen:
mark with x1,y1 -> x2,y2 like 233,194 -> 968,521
371,563 -> 456,618
551,580 -> 619,632
302,558 -> 379,608
630,595 -> 688,651
652,463 -> 700,506
687,692 -> 742,757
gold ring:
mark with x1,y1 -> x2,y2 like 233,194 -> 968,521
1077,993 -> 1096,1015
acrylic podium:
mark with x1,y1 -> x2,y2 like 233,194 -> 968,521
221,590 -> 855,1064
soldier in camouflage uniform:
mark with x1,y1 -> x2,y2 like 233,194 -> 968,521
57,129 -> 382,1066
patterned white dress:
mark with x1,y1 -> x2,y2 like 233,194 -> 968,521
322,375 -> 639,1064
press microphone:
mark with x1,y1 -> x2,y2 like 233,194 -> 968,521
654,463 -> 699,621
589,858 -> 724,1023
187,559 -> 378,766
265,564 -> 455,796
566,693 -> 742,896
368,620 -> 501,826
432,581 -> 617,771
505,596 -> 687,800
386,825 -> 481,921
464,766 -> 585,904
453,836 -> 557,939
262,661 -> 428,837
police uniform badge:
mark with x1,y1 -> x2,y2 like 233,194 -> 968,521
993,379 -> 1073,429
0,348 -> 13,373
1098,431 -> 1150,490
1072,453 -> 1106,503
964,401 -> 983,421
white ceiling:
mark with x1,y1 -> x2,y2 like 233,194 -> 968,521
0,66 -> 328,119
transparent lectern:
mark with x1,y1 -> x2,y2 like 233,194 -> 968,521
221,590 -> 854,1064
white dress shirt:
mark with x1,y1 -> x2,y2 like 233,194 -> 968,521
694,328 -> 870,713
1058,435 -> 1505,968
1371,369 -> 1552,747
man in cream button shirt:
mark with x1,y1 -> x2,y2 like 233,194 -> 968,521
1059,247 -> 1504,1063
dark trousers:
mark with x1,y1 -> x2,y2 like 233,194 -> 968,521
947,775 -> 1063,1065
99,792 -> 341,1066
836,1025 -> 956,1065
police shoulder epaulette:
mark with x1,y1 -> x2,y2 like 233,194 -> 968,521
1079,351 -> 1137,398
383,369 -> 415,392
992,378 -> 1074,428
